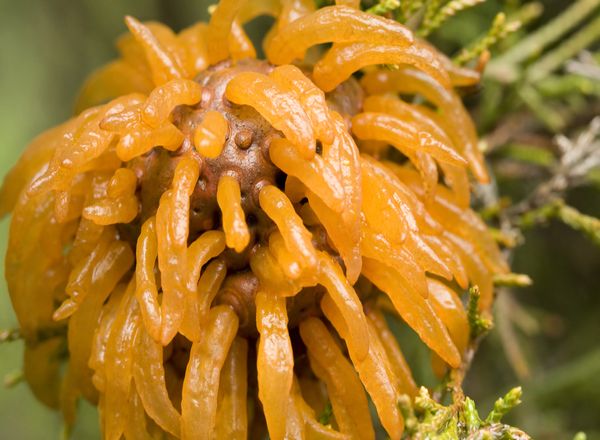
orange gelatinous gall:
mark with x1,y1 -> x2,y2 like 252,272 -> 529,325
0,1 -> 509,438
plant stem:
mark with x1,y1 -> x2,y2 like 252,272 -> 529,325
487,0 -> 600,81
518,85 -> 565,132
527,14 -> 600,83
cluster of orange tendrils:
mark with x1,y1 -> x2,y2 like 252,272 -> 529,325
0,0 -> 508,439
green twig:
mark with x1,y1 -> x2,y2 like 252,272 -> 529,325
462,397 -> 482,432
485,387 -> 523,423
419,0 -> 444,36
453,12 -> 522,65
418,0 -> 486,37
496,293 -> 532,379
519,200 -> 600,246
537,74 -> 600,98
527,14 -> 600,83
403,387 -> 531,438
493,273 -> 533,287
555,203 -> 600,246
518,85 -> 566,132
366,0 -> 400,16
499,143 -> 556,167
398,394 -> 418,433
467,286 -> 493,339
488,0 -> 600,81
453,3 -> 542,66
402,0 -> 426,23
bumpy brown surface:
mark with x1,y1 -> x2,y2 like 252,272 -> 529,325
125,59 -> 358,336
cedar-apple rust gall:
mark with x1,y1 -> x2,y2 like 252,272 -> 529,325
0,1 -> 508,439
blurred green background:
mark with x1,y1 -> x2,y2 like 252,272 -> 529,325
0,1 -> 598,439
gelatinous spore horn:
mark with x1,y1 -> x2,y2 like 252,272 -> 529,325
129,60 -> 283,270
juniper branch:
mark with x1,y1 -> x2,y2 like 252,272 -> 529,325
508,117 -> 600,217
418,0 -> 486,37
519,200 -> 600,246
566,51 -> 600,81
454,12 -> 522,65
404,386 -> 531,438
527,14 -> 600,83
367,0 -> 400,16
487,0 -> 600,82
419,0 -> 445,35
467,286 -> 493,339
493,273 -> 532,287
518,85 -> 566,132
486,387 -> 523,423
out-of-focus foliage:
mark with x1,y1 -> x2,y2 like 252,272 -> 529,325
0,0 -> 599,439
423,2 -> 600,439
359,2 -> 600,438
